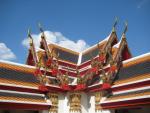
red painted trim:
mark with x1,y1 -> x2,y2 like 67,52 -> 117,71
89,83 -> 110,92
78,61 -> 91,69
46,86 -> 66,93
79,66 -> 110,76
122,46 -> 132,60
101,98 -> 150,109
78,56 -> 100,69
26,50 -> 35,66
50,64 -> 109,77
79,69 -> 89,76
58,60 -> 77,69
0,84 -> 73,93
41,69 -> 77,77
0,102 -> 50,110
43,56 -> 111,77
85,84 -> 102,92
0,85 -> 44,94
87,83 -> 111,92
60,70 -> 77,77
111,80 -> 150,92
60,66 -> 76,72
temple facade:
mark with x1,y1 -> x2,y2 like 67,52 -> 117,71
0,22 -> 149,113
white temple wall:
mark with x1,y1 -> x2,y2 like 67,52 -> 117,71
56,92 -> 115,113
81,92 -> 88,113
88,93 -> 95,113
58,92 -> 70,113
58,93 -> 65,113
57,92 -> 90,113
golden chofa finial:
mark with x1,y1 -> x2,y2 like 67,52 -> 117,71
112,17 -> 118,32
38,22 -> 45,38
38,22 -> 44,33
123,21 -> 128,35
27,28 -> 33,45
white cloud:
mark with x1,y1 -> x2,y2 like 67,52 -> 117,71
22,31 -> 89,52
137,0 -> 148,9
0,43 -> 16,60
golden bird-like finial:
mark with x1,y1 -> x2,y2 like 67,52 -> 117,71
38,22 -> 45,39
112,17 -> 118,32
38,22 -> 44,33
123,21 -> 128,34
28,28 -> 33,45
28,28 -> 31,37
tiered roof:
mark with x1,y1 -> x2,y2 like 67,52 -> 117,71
101,53 -> 150,109
0,21 -> 149,111
0,60 -> 51,110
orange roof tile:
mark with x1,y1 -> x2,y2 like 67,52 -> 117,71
0,78 -> 39,87
113,73 -> 150,85
105,91 -> 150,101
0,61 -> 35,74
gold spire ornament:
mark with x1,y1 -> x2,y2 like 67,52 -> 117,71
38,22 -> 45,42
69,92 -> 81,112
48,92 -> 58,113
27,28 -> 39,65
28,28 -> 33,46
112,17 -> 118,32
123,21 -> 128,34
95,92 -> 104,111
38,22 -> 44,33
64,72 -> 69,85
76,68 -> 82,84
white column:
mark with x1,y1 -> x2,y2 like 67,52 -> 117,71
88,94 -> 95,113
58,93 -> 70,113
58,93 -> 65,113
81,92 -> 88,113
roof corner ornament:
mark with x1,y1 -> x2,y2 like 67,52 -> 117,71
122,21 -> 128,41
38,23 -> 52,59
123,21 -> 128,35
28,28 -> 33,46
27,28 -> 38,66
38,22 -> 44,32
38,22 -> 44,38
112,17 -> 118,32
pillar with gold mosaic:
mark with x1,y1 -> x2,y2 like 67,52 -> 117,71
95,92 -> 103,112
47,92 -> 59,113
69,92 -> 82,113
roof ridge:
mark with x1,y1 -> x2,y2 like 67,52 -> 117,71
0,60 -> 35,69
41,33 -> 111,54
123,52 -> 150,64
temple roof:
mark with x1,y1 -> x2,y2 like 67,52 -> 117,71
0,60 -> 37,87
100,52 -> 150,109
1,21 -> 149,110
32,31 -> 118,65
0,90 -> 51,110
115,56 -> 150,81
101,89 -> 150,109
113,52 -> 150,85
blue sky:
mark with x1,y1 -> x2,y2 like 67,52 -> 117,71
0,0 -> 150,63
